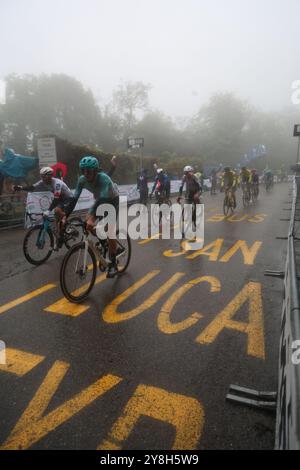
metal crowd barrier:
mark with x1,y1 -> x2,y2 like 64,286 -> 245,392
275,176 -> 300,449
0,194 -> 27,230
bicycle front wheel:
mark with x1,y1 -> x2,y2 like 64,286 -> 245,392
23,225 -> 54,265
223,197 -> 230,216
60,242 -> 97,302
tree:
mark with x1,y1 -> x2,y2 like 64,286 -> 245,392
188,93 -> 250,165
1,74 -> 103,152
112,81 -> 151,142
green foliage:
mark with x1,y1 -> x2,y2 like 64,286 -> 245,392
0,74 -> 298,182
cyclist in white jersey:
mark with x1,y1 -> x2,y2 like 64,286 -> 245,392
13,167 -> 74,245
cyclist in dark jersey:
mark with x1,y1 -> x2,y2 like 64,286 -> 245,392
177,166 -> 202,204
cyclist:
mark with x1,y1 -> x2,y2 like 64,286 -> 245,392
240,166 -> 252,200
221,167 -> 237,208
66,156 -> 120,278
13,167 -> 74,248
251,168 -> 259,198
177,166 -> 202,204
210,168 -> 218,194
137,168 -> 149,205
164,171 -> 171,199
150,168 -> 168,201
263,168 -> 274,190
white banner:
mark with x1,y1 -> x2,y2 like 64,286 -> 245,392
25,181 -> 183,226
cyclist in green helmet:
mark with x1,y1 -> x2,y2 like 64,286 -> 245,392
67,156 -> 120,278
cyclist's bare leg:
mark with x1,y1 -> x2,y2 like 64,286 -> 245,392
54,207 -> 66,238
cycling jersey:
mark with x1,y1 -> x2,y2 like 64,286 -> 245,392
179,174 -> 201,200
240,170 -> 252,184
221,171 -> 237,189
23,177 -> 73,211
252,174 -> 259,184
70,172 -> 119,217
151,173 -> 168,194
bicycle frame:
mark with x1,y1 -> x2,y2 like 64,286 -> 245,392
79,231 -> 127,273
37,217 -> 50,248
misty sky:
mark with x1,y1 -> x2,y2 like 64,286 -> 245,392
1,0 -> 300,118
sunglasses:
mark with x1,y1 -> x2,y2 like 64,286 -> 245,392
81,168 -> 95,175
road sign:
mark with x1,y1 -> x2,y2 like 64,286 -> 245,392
37,137 -> 57,167
127,137 -> 144,149
294,125 -> 300,137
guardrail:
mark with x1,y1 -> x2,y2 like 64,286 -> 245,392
0,181 -> 183,230
0,194 -> 27,230
275,176 -> 300,449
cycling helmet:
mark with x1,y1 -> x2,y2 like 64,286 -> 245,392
183,165 -> 194,173
79,156 -> 99,170
157,168 -> 163,174
40,167 -> 54,177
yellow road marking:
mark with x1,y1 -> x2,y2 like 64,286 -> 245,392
44,274 -> 106,316
219,241 -> 262,265
0,348 -> 45,377
196,282 -> 265,359
138,224 -> 180,245
103,271 -> 185,324
0,361 -> 122,450
0,284 -> 57,315
158,276 -> 221,334
138,232 -> 160,245
98,384 -> 204,450
186,239 -> 223,261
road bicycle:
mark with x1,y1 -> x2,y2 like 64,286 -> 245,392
150,191 -> 173,226
251,183 -> 259,204
23,213 -> 84,265
210,177 -> 217,195
179,197 -> 203,238
265,178 -> 274,193
223,188 -> 235,216
241,182 -> 251,208
60,221 -> 131,302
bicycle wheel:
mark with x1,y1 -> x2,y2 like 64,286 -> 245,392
242,191 -> 249,208
64,217 -> 84,249
151,200 -> 161,227
252,186 -> 258,204
223,196 -> 230,216
60,242 -> 97,302
161,199 -> 174,225
23,225 -> 54,265
115,230 -> 131,274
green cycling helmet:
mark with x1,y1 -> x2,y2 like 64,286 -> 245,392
79,156 -> 99,170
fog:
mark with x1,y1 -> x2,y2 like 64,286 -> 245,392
1,0 -> 300,117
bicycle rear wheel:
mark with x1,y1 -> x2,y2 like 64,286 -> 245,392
115,230 -> 131,274
23,225 -> 54,265
60,242 -> 97,302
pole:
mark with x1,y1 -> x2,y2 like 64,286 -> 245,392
297,136 -> 300,165
140,146 -> 143,172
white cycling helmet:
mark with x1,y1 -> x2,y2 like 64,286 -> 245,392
184,165 -> 194,173
40,166 -> 54,177
157,168 -> 163,174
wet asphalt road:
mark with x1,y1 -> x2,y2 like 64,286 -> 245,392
0,183 -> 291,450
